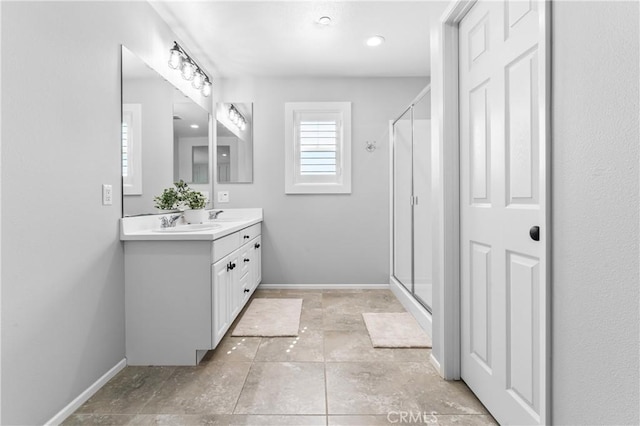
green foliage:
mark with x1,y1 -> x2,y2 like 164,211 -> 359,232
184,190 -> 207,209
153,180 -> 207,210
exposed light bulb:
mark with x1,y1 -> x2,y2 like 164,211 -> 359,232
190,124 -> 199,129
240,121 -> 247,131
181,61 -> 196,81
201,80 -> 212,97
192,71 -> 205,89
168,44 -> 183,69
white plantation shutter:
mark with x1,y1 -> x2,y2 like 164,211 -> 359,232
122,103 -> 142,195
285,102 -> 351,194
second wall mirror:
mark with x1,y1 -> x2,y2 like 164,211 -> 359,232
216,102 -> 253,183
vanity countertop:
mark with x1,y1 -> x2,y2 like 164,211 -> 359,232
120,208 -> 263,241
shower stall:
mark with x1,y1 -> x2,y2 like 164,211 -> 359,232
390,85 -> 432,326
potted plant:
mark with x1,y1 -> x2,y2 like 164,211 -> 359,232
154,180 -> 208,224
153,185 -> 181,211
182,189 -> 208,224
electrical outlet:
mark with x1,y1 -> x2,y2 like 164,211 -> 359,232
102,184 -> 113,205
218,191 -> 229,203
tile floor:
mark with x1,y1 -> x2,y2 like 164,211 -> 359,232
64,289 -> 497,425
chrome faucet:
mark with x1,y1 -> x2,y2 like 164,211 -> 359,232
209,210 -> 224,220
159,214 -> 182,228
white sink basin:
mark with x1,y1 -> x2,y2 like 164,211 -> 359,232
211,218 -> 245,222
154,223 -> 222,233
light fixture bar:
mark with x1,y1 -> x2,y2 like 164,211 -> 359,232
168,41 -> 212,97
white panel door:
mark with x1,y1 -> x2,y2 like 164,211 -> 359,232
459,1 -> 547,424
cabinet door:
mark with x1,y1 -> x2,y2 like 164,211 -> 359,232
252,236 -> 262,290
212,259 -> 231,346
228,250 -> 242,319
240,272 -> 251,305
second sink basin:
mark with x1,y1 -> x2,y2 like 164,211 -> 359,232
154,223 -> 222,233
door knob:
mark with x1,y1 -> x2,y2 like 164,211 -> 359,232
529,226 -> 540,241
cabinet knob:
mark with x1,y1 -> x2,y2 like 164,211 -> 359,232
244,235 -> 250,239
232,263 -> 237,269
254,243 -> 261,249
244,288 -> 250,293
244,258 -> 250,263
226,262 -> 232,271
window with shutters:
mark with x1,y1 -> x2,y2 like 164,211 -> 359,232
285,102 -> 351,194
122,103 -> 142,195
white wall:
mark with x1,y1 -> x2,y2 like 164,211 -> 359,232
429,0 -> 639,423
216,77 -> 426,285
0,2 -> 211,424
551,2 -> 639,424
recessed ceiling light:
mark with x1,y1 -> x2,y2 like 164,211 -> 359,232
190,124 -> 199,129
366,35 -> 385,47
317,16 -> 332,26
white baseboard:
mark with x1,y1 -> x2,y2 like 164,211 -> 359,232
430,353 -> 444,378
258,283 -> 390,290
389,277 -> 432,337
46,358 -> 127,426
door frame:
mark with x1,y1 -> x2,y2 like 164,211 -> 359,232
437,0 -> 551,423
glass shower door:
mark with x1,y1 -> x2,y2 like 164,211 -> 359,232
391,87 -> 432,313
392,107 -> 413,294
412,93 -> 432,309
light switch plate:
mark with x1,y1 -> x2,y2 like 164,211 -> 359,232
102,184 -> 113,205
217,191 -> 229,203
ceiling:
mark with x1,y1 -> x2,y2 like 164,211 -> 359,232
150,1 -> 447,79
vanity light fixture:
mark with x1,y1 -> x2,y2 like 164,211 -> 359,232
167,41 -> 212,97
228,104 -> 247,131
366,35 -> 385,47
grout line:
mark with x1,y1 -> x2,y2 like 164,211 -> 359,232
231,337 -> 260,415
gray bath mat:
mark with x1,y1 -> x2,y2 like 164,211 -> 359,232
362,312 -> 432,348
232,298 -> 302,337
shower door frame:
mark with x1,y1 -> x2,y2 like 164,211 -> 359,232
390,85 -> 432,314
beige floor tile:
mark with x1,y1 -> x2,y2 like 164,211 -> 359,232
140,362 -> 251,415
234,362 -> 326,415
76,367 -> 175,415
322,312 -> 367,331
322,290 -> 405,315
62,414 -> 150,425
255,330 -> 324,362
300,307 -> 324,330
66,290 -> 492,426
132,414 -> 232,425
326,362 -> 488,416
204,337 -> 262,363
328,415 -> 392,425
431,414 -> 498,425
324,330 -> 431,362
229,415 -> 327,425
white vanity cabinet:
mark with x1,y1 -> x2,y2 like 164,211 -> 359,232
124,221 -> 262,366
211,223 -> 261,347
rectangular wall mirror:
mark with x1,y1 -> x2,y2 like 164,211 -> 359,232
216,102 -> 253,183
121,46 -> 212,216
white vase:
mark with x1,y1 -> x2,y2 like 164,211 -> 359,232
183,208 -> 206,224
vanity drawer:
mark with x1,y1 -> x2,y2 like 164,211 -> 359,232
238,223 -> 261,244
212,232 -> 240,263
